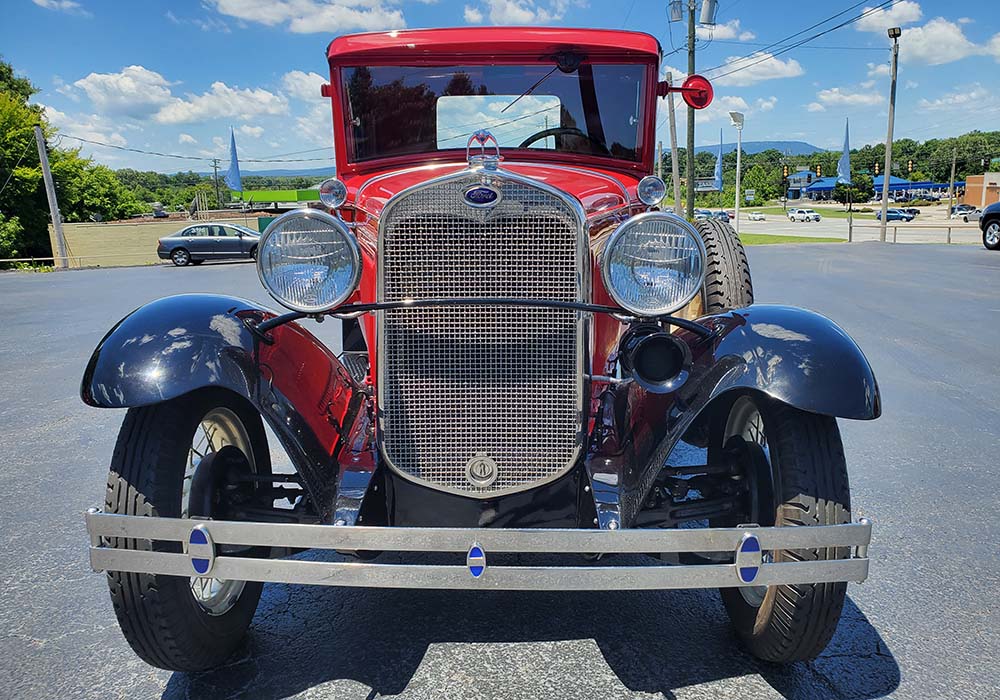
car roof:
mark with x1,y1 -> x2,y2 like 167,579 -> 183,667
327,27 -> 662,63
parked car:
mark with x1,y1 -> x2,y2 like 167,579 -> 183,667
875,208 -> 914,222
980,201 -> 1000,250
156,222 -> 260,266
788,208 -> 821,222
950,203 -> 976,217
693,208 -> 713,220
748,211 -> 766,221
713,210 -> 731,223
900,207 -> 920,217
81,27 -> 879,673
724,209 -> 736,218
961,209 -> 983,223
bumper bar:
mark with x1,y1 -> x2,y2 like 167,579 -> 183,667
85,509 -> 871,591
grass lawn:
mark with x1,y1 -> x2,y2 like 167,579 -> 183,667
740,233 -> 844,245
748,206 -> 875,220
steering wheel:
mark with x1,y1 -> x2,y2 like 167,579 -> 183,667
518,126 -> 611,156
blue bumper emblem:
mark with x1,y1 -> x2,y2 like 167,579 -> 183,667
188,524 -> 215,576
467,543 -> 486,578
735,532 -> 762,584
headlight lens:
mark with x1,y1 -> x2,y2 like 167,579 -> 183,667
637,175 -> 667,206
318,178 -> 347,208
601,212 -> 706,316
257,209 -> 361,313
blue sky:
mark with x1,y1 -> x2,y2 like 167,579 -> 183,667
3,0 -> 998,172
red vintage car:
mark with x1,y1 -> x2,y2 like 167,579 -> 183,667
82,27 -> 879,672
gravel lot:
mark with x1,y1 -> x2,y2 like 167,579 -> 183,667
1,243 -> 998,699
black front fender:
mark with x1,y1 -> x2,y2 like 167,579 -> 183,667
702,304 -> 880,420
82,294 -> 363,521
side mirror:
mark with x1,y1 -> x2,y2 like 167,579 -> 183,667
656,74 -> 714,110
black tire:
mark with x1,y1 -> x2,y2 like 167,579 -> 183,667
249,245 -> 258,260
983,221 -> 1000,250
692,218 -> 754,315
170,248 -> 190,266
712,395 -> 851,663
104,389 -> 270,671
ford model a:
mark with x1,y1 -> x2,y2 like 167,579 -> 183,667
82,28 -> 879,671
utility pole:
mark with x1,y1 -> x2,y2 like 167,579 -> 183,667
946,147 -> 958,218
34,126 -> 67,269
211,158 -> 222,209
879,27 -> 901,243
685,0 -> 696,220
657,140 -> 663,180
666,72 -> 683,216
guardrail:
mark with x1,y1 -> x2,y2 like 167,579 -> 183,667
849,221 -> 980,244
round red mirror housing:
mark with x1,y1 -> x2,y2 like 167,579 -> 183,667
681,74 -> 714,110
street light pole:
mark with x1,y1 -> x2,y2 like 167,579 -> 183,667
879,27 -> 901,243
729,111 -> 744,233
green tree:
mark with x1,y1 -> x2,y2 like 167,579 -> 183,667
740,164 -> 775,206
0,57 -> 37,106
832,174 -> 874,209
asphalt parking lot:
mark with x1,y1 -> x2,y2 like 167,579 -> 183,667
1,243 -> 998,699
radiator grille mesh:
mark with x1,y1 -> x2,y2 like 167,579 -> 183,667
378,173 -> 584,495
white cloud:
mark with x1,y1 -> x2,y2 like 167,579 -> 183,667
205,0 -> 405,33
901,18 -> 981,65
32,0 -> 90,17
816,86 -> 882,107
467,0 -> 574,24
39,103 -> 127,147
464,4 -> 484,22
708,52 -> 804,87
855,1 -> 922,32
755,96 -> 777,111
239,124 -> 264,138
295,102 -> 334,147
281,70 -> 326,102
860,79 -> 875,89
918,84 -> 989,110
806,102 -> 825,113
697,19 -> 755,41
958,17 -> 972,25
867,61 -> 890,77
905,80 -> 919,89
987,35 -> 1000,62
178,133 -> 197,145
74,65 -> 174,118
154,82 -> 289,124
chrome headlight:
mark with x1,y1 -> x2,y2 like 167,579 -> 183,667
637,175 -> 667,206
601,212 -> 706,316
257,209 -> 361,313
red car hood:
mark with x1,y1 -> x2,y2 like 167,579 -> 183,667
349,162 -> 640,220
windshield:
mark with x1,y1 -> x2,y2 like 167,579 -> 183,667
341,63 -> 647,163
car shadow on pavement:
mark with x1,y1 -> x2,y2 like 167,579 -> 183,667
161,553 -> 899,700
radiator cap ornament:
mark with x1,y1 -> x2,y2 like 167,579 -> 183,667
465,453 -> 498,487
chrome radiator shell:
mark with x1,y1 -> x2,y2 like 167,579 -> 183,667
376,167 -> 588,498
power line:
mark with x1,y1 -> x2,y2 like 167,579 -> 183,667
0,136 -> 36,199
706,1 -> 898,83
708,39 -> 888,51
59,134 -> 336,163
703,0 -> 884,73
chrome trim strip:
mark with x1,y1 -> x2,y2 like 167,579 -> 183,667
375,164 -> 591,499
85,510 -> 872,590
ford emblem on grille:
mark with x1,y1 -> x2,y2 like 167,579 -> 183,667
463,184 -> 501,208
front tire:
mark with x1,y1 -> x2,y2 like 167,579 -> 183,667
690,219 -> 754,316
712,395 -> 851,663
104,389 -> 271,671
171,248 -> 190,266
984,221 -> 1000,250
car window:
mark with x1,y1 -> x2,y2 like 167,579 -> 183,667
216,226 -> 239,237
185,226 -> 209,237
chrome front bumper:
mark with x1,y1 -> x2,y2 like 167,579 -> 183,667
84,509 -> 872,591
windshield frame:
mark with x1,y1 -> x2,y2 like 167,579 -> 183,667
326,55 -> 659,178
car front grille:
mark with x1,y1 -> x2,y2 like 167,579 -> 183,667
377,171 -> 585,496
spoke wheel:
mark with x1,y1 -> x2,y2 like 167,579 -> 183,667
984,222 -> 1000,250
171,249 -> 190,266
181,408 -> 254,616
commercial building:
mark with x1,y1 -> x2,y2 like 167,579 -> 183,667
962,173 -> 1000,208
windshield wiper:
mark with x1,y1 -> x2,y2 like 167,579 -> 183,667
500,51 -> 584,114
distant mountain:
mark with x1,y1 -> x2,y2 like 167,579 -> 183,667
693,140 -> 822,156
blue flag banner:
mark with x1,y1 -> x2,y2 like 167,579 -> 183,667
837,118 -> 851,185
224,128 -> 242,192
713,128 -> 723,191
